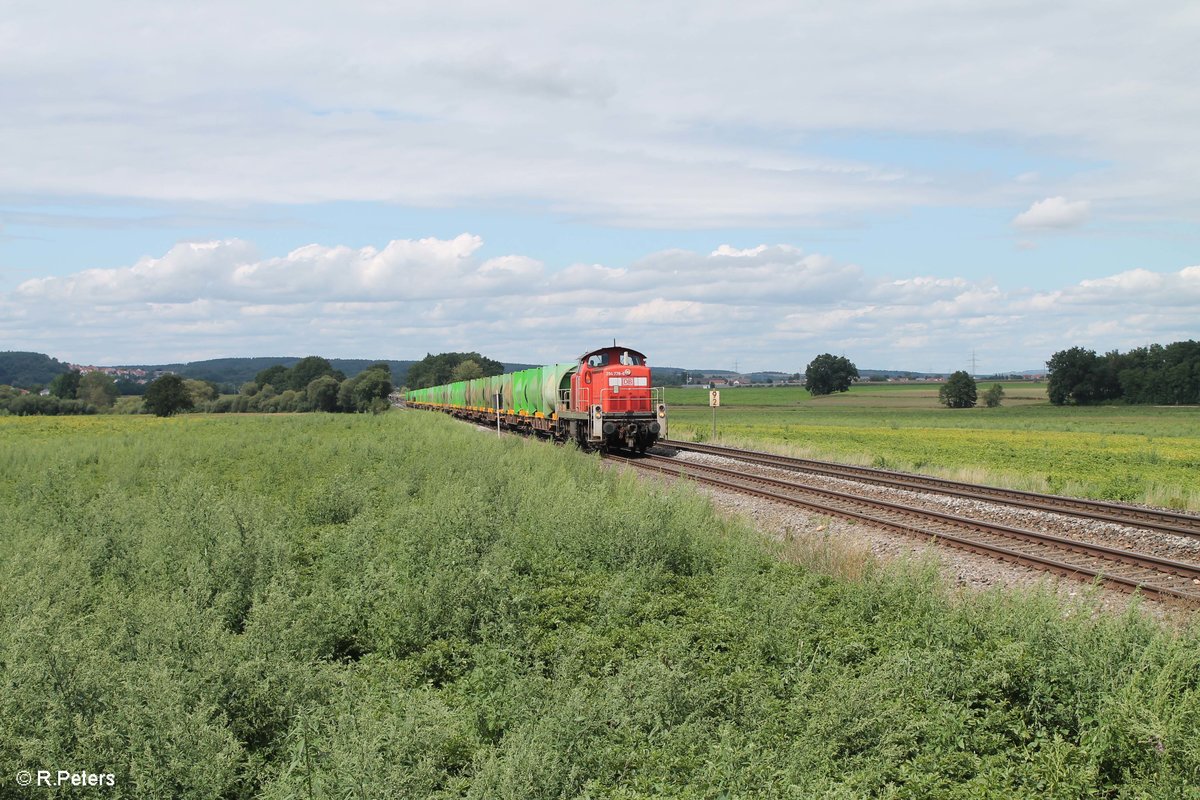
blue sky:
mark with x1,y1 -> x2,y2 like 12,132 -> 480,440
2,1 -> 1198,373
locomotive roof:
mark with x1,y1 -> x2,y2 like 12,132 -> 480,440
578,345 -> 647,361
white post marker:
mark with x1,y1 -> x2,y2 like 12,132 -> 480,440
709,389 -> 720,438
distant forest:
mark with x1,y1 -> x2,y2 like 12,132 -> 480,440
0,351 -> 70,387
128,357 -> 419,394
1047,341 -> 1200,405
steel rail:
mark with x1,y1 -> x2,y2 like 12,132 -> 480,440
658,439 -> 1200,538
606,452 -> 1200,605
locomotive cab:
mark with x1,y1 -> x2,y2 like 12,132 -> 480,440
570,345 -> 665,451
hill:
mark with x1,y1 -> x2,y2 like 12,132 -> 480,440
119,357 -> 419,389
0,351 -> 71,387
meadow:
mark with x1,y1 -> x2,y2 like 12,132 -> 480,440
2,412 -> 1200,797
665,383 -> 1200,509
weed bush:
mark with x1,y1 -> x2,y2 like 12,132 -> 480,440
1,414 -> 1199,797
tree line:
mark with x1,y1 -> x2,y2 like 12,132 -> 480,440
405,351 -> 505,388
1,351 -> 508,417
0,369 -> 122,416
0,356 -> 396,417
193,357 -> 394,416
1047,341 -> 1200,405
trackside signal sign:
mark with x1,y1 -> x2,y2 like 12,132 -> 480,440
709,390 -> 720,407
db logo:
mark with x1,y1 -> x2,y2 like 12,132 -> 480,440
623,369 -> 632,375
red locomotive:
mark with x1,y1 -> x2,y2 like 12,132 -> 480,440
563,345 -> 664,451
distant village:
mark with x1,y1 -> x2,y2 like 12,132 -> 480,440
66,364 -> 158,383
26,365 -> 160,396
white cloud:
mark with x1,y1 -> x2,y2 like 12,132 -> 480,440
625,299 -> 711,325
711,244 -> 772,258
1012,196 -> 1091,229
2,2 -> 1198,227
1031,264 -> 1200,307
5,235 -> 1197,372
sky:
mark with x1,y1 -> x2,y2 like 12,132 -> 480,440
2,1 -> 1198,374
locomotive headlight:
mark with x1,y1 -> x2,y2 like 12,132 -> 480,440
657,404 -> 666,417
593,405 -> 602,416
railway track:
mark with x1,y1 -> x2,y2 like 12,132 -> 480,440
605,451 -> 1200,605
658,439 -> 1200,539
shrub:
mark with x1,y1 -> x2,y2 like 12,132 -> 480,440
983,383 -> 1005,407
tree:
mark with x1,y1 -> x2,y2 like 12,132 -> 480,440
449,359 -> 483,382
1045,346 -> 1123,405
183,378 -> 217,407
273,389 -> 302,412
306,375 -> 340,412
352,369 -> 393,411
804,354 -> 859,396
48,369 -> 81,399
78,371 -> 119,409
143,374 -> 194,417
407,352 -> 504,389
939,371 -> 978,408
336,378 -> 357,412
288,356 -> 337,391
1115,340 -> 1200,405
254,364 -> 290,390
983,383 -> 1005,408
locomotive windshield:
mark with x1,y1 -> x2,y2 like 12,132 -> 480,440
584,348 -> 645,368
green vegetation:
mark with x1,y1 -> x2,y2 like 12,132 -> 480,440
1048,340 -> 1200,405
2,413 -> 1199,798
129,356 -> 416,392
142,374 -> 195,417
939,370 -> 978,408
219,363 -> 392,415
0,351 -> 70,387
0,360 -> 395,417
0,352 -> 419,396
48,369 -> 81,399
0,383 -> 99,416
666,383 -> 1200,509
804,353 -> 859,396
407,351 -> 506,389
79,371 -> 120,409
984,383 -> 1005,408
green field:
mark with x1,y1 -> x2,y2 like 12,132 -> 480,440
665,383 -> 1200,510
3,413 -> 1200,797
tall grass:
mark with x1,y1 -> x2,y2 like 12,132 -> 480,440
1,414 -> 1199,798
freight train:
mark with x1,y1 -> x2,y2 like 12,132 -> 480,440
404,345 -> 667,452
